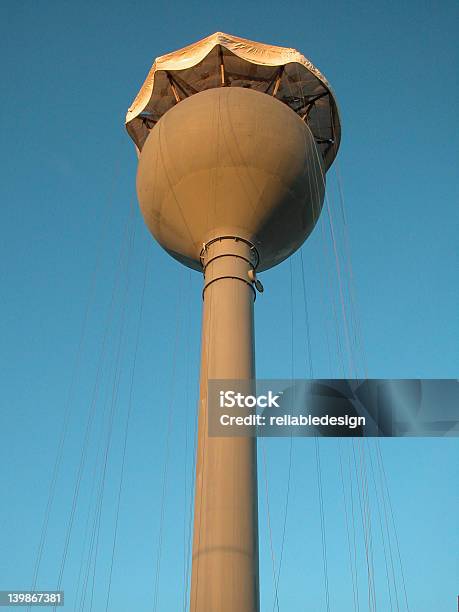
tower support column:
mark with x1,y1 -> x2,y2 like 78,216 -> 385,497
190,236 -> 260,612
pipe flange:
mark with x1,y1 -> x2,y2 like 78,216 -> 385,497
199,236 -> 260,270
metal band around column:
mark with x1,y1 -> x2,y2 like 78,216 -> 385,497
199,236 -> 260,269
200,236 -> 260,301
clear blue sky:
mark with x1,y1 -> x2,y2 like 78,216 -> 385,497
1,1 -> 458,611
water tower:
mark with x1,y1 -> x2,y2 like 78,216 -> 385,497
126,32 -> 340,612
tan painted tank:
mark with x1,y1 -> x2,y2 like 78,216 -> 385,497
136,86 -> 325,272
129,32 -> 341,612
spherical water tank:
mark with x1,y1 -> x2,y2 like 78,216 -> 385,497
137,86 -> 325,271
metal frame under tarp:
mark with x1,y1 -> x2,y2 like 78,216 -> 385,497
126,31 -> 341,169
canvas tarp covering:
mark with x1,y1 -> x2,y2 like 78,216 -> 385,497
126,32 -> 340,169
